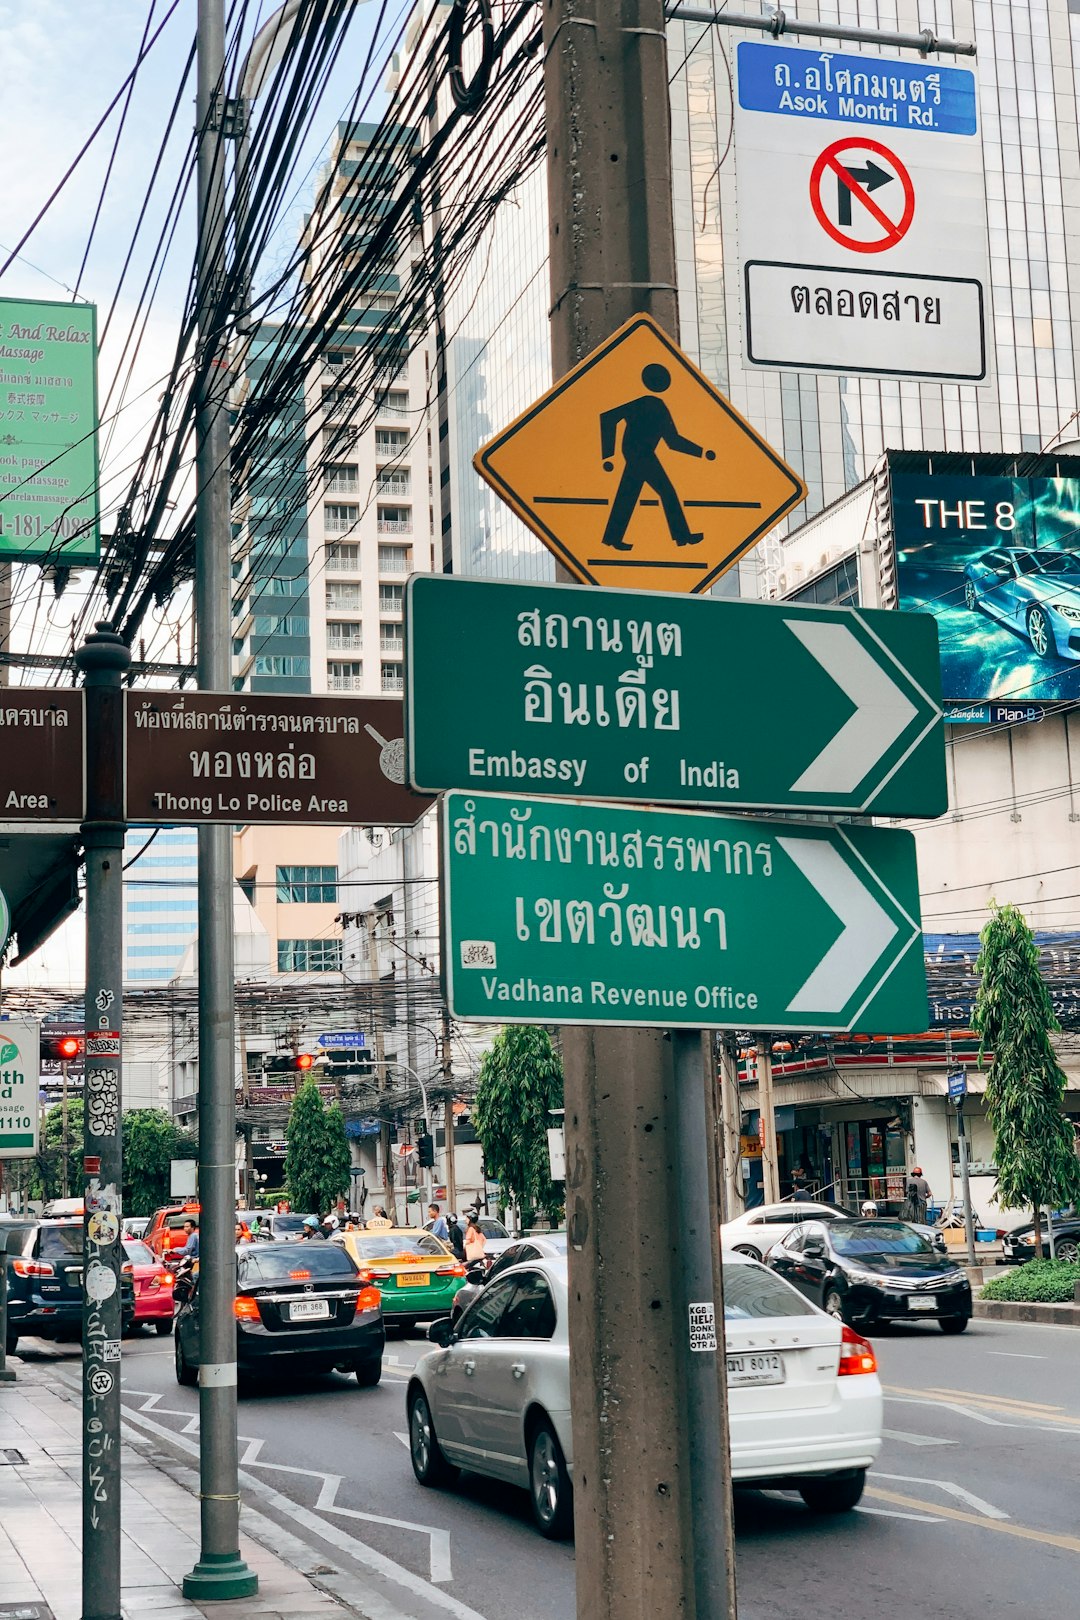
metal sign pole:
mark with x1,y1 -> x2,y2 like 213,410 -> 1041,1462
955,1100 -> 977,1266
76,622 -> 129,1620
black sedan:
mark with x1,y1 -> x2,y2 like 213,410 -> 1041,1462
174,1240 -> 384,1388
1002,1216 -> 1080,1264
768,1219 -> 972,1334
5,1218 -> 135,1354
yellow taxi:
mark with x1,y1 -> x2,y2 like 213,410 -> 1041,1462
331,1224 -> 465,1329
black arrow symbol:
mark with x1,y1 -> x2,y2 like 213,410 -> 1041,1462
837,159 -> 893,227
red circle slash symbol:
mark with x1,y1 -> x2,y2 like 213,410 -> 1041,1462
809,137 -> 915,255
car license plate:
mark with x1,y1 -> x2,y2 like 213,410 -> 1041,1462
908,1296 -> 937,1312
398,1273 -> 430,1288
726,1352 -> 784,1386
289,1299 -> 330,1321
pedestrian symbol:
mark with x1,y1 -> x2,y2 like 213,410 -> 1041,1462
474,315 -> 807,595
809,137 -> 915,254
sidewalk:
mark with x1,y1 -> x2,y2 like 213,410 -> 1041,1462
0,1363 -> 363,1620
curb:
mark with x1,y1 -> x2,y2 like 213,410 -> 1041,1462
974,1299 -> 1080,1327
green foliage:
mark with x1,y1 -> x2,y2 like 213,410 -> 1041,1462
473,1026 -> 564,1223
123,1109 -> 198,1217
981,1259 -> 1080,1304
285,1081 -> 351,1215
973,903 -> 1080,1232
26,1098 -> 85,1203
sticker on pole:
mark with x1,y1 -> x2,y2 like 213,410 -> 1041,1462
689,1301 -> 718,1353
809,138 -> 915,254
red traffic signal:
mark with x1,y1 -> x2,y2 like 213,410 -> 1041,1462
41,1034 -> 82,1062
296,1053 -> 314,1071
266,1052 -> 315,1074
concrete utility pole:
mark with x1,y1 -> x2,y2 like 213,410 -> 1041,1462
184,0 -> 257,1601
542,5 -> 737,1616
366,911 -> 398,1223
77,622 -> 129,1620
757,1044 -> 780,1205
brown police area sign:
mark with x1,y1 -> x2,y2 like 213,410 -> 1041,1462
474,314 -> 807,594
125,692 -> 431,825
0,689 -> 84,820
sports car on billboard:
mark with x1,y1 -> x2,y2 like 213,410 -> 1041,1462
963,547 -> 1080,661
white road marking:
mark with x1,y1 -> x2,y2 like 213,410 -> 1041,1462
882,1429 -> 957,1448
395,1431 -> 409,1449
118,1401 -> 485,1620
874,1471 -> 1009,1520
857,1505 -> 944,1523
886,1394 -> 1015,1428
986,1351 -> 1046,1360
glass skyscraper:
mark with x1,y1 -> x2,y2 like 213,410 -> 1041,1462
122,828 -> 199,984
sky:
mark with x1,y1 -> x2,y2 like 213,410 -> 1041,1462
0,0 -> 400,987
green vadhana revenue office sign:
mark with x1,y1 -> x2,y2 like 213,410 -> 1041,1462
0,296 -> 99,562
442,792 -> 927,1034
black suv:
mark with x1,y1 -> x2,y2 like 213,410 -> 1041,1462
5,1219 -> 135,1354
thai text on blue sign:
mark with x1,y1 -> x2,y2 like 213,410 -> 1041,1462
737,42 -> 978,136
947,1069 -> 967,1101
317,1031 -> 366,1049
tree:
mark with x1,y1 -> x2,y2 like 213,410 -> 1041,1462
973,902 -> 1080,1257
473,1026 -> 564,1225
285,1081 -> 351,1215
123,1109 -> 198,1217
27,1099 -> 84,1204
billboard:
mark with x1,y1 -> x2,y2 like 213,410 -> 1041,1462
893,466 -> 1080,702
0,296 -> 99,562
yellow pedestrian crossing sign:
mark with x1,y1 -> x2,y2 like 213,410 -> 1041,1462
474,315 -> 807,594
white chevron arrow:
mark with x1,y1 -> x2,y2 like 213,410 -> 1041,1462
779,836 -> 900,1014
786,619 -> 918,795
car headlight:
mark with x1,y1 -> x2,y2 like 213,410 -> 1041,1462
845,1267 -> 885,1288
1054,604 -> 1080,621
1018,1232 -> 1036,1245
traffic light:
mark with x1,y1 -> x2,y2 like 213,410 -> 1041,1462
265,1053 -> 315,1074
41,1033 -> 82,1062
417,1133 -> 435,1169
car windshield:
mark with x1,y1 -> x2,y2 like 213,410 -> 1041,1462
1014,550 -> 1080,576
479,1219 -> 509,1239
349,1233 -> 446,1259
832,1222 -> 932,1257
38,1224 -> 83,1259
238,1246 -> 357,1283
123,1241 -> 156,1266
724,1264 -> 817,1319
270,1215 -> 308,1234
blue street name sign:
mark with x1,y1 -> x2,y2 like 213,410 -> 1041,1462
947,1069 -> 967,1102
317,1032 -> 367,1049
737,42 -> 979,137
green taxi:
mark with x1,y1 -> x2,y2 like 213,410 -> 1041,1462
333,1226 -> 466,1329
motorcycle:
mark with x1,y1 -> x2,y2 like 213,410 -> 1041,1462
450,1260 -> 488,1323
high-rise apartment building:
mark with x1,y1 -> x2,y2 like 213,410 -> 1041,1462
122,827 -> 198,984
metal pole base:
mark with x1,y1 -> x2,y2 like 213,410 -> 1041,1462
182,1553 -> 259,1601
0,1368 -> 15,1383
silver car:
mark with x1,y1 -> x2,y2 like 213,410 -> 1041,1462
963,545 -> 1080,660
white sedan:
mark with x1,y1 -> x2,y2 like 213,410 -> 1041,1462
406,1252 -> 883,1537
721,1200 -> 946,1261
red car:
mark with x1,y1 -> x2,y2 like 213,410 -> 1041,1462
123,1239 -> 175,1335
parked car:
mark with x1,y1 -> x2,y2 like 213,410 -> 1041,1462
406,1252 -> 883,1538
174,1239 -> 384,1388
122,1239 -> 175,1335
768,1218 -> 972,1333
5,1220 -> 135,1354
332,1227 -> 466,1331
721,1199 -> 946,1260
1002,1216 -> 1080,1264
145,1201 -> 201,1259
963,545 -> 1080,660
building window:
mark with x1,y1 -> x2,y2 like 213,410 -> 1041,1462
327,621 -> 363,651
326,581 -> 360,610
252,615 -> 309,637
327,660 -> 364,691
324,463 -> 359,495
786,554 -> 859,608
323,423 -> 358,451
377,469 -> 410,497
381,662 -> 404,693
380,624 -> 403,654
378,544 -> 410,574
323,386 -> 358,418
379,584 -> 404,613
253,656 -> 310,676
277,938 -> 343,972
377,505 -> 411,534
375,429 -> 407,456
326,350 -> 347,368
276,866 -> 338,903
324,502 -> 359,535
326,543 -> 360,572
376,390 -> 408,420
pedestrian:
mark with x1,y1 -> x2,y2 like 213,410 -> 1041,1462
426,1202 -> 449,1242
902,1166 -> 931,1225
464,1213 -> 486,1265
179,1219 -> 199,1259
235,1222 -> 252,1245
790,1168 -> 812,1203
446,1212 -> 466,1261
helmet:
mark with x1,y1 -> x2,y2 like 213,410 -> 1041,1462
302,1215 -> 319,1229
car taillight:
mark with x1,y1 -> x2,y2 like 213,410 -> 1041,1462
157,1269 -> 174,1287
368,1270 -> 391,1282
838,1323 -> 877,1376
436,1264 -> 466,1277
11,1260 -> 54,1278
355,1286 -> 382,1313
234,1296 -> 261,1321
121,1262 -> 133,1276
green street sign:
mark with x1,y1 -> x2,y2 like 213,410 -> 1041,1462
442,792 -> 926,1033
407,576 -> 945,818
0,1022 -> 40,1158
0,296 -> 100,562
